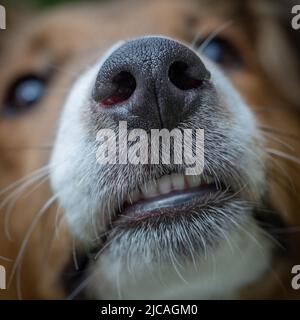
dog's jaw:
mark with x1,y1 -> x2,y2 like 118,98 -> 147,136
88,216 -> 272,299
50,37 -> 272,299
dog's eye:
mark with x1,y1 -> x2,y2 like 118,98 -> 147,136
3,75 -> 46,116
196,37 -> 244,70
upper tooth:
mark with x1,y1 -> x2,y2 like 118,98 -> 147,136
186,175 -> 202,188
158,175 -> 172,194
141,180 -> 159,198
127,174 -> 214,206
204,176 -> 214,184
170,174 -> 185,191
127,189 -> 141,204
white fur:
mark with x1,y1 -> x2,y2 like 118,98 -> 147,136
89,216 -> 272,299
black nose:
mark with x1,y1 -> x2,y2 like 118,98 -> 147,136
93,36 -> 210,130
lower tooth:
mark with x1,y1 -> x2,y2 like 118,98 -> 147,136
187,175 -> 201,188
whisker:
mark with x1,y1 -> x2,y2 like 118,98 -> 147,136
259,125 -> 300,141
196,20 -> 233,52
0,165 -> 50,196
0,171 -> 48,211
267,148 -> 300,166
72,238 -> 79,271
226,214 -> 288,294
266,154 -> 296,193
4,175 -> 51,242
8,193 -> 59,289
0,255 -> 13,262
262,131 -> 295,151
55,206 -> 65,240
67,234 -> 122,300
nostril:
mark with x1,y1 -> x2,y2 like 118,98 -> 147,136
100,71 -> 136,107
168,61 -> 202,91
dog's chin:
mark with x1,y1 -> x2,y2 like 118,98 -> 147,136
96,180 -> 253,265
84,192 -> 273,300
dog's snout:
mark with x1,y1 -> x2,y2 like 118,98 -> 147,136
92,37 -> 210,129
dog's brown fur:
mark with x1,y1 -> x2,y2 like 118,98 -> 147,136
0,0 -> 300,299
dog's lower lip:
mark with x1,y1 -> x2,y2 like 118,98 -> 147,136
121,183 -> 226,220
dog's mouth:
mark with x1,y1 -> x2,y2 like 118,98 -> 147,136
111,173 -> 231,227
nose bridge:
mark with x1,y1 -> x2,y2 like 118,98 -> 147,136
92,36 -> 210,130
99,38 -> 178,84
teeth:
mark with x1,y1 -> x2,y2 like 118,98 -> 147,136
158,175 -> 172,194
204,176 -> 215,184
127,174 -> 215,205
127,189 -> 141,204
171,173 -> 185,190
141,180 -> 158,198
186,175 -> 202,188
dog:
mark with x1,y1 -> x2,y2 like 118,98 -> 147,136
0,0 -> 300,299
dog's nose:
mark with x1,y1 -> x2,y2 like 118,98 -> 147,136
93,36 -> 210,129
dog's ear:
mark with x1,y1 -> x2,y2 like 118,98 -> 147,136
256,0 -> 300,108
